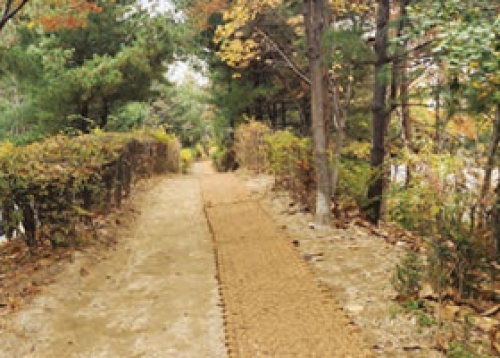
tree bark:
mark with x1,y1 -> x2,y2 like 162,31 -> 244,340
281,100 -> 287,128
0,0 -> 29,34
304,0 -> 331,226
401,60 -> 412,186
79,101 -> 90,133
330,77 -> 350,195
481,105 -> 500,199
394,0 -> 412,187
366,0 -> 390,225
100,98 -> 109,128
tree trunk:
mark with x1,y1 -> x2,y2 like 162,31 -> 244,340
366,0 -> 390,225
482,106 -> 500,197
401,64 -> 412,186
493,170 -> 500,260
281,100 -> 287,128
331,125 -> 344,195
330,78 -> 348,196
304,0 -> 331,226
398,0 -> 412,187
79,101 -> 90,133
100,98 -> 109,128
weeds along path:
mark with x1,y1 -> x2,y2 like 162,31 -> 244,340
201,162 -> 372,357
0,170 -> 226,358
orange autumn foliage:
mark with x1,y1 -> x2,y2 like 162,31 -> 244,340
187,0 -> 227,31
33,0 -> 103,31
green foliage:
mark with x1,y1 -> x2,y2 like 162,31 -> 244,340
265,130 -> 310,176
386,142 -> 499,299
195,143 -> 206,159
0,131 -> 180,248
391,251 -> 424,299
407,0 -> 500,111
0,0 -> 175,138
337,158 -> 371,208
147,81 -> 210,148
426,233 -> 497,300
233,121 -> 374,211
447,341 -> 488,358
152,128 -> 177,145
265,129 -> 315,208
106,102 -> 149,132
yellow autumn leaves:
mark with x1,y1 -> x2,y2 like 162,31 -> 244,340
214,0 -> 374,70
214,0 -> 282,68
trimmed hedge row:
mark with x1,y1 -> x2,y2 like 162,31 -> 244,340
0,131 -> 180,247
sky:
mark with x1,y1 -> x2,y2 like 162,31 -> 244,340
168,61 -> 209,86
139,0 -> 208,87
139,0 -> 175,15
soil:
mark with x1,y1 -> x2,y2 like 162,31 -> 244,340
0,171 -> 226,358
0,162 -> 445,357
202,163 -> 371,357
237,170 -> 444,357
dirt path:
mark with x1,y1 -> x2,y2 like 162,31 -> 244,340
0,171 -> 226,358
238,172 -> 443,357
1,163 -> 373,357
201,163 -> 371,357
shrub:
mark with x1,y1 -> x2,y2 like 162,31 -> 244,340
391,251 -> 424,299
0,131 -> 179,248
211,145 -> 238,172
337,158 -> 371,209
195,143 -> 205,159
234,120 -> 271,172
265,130 -> 315,210
180,148 -> 194,173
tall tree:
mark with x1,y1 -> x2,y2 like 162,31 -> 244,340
304,0 -> 331,225
0,0 -> 174,137
366,0 -> 390,224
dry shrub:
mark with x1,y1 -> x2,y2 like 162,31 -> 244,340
234,120 -> 271,172
265,130 -> 315,211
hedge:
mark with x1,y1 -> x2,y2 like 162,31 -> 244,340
0,131 -> 180,247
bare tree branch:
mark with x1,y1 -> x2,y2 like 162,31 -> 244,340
254,26 -> 311,86
0,0 -> 30,34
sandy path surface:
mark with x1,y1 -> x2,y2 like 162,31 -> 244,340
1,162 -> 375,358
201,162 -> 372,357
0,170 -> 226,358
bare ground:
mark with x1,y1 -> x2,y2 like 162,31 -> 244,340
0,162 -> 443,358
238,170 -> 444,358
0,171 -> 226,358
202,163 -> 371,357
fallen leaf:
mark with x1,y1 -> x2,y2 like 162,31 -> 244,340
474,316 -> 500,332
442,305 -> 460,320
419,283 -> 438,300
482,305 -> 500,317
